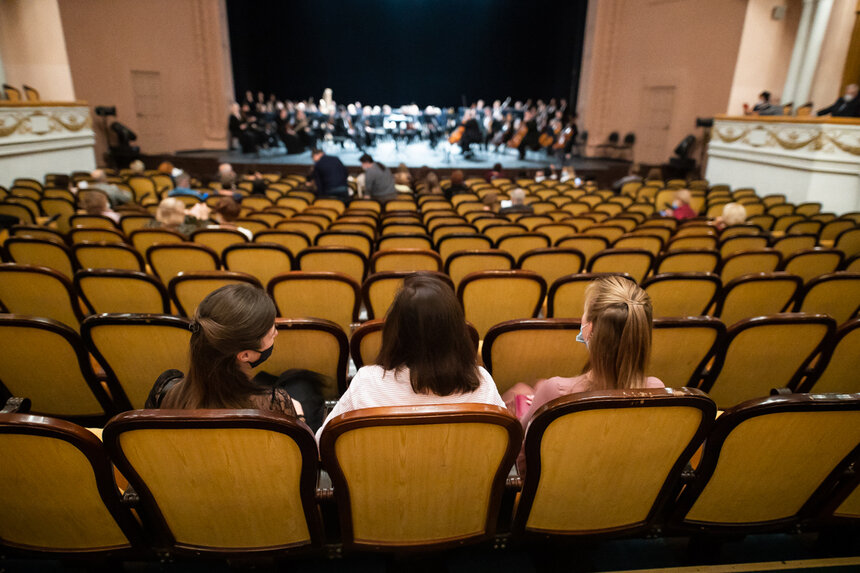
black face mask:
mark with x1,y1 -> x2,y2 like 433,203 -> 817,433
249,344 -> 274,368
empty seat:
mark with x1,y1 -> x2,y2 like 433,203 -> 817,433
75,269 -> 170,314
643,273 -> 721,317
802,318 -> 860,394
444,249 -> 515,289
0,264 -> 87,327
191,228 -> 249,256
0,315 -> 115,420
72,241 -> 145,272
4,237 -> 76,280
168,270 -> 261,317
671,393 -> 860,534
651,316 -> 726,389
370,248 -> 442,273
268,271 -> 360,333
587,248 -> 654,283
717,249 -> 782,283
0,409 -> 142,554
222,243 -> 295,287
513,388 -> 715,537
315,230 -> 373,258
103,409 -> 322,555
482,318 -> 589,395
457,270 -> 546,339
779,248 -> 844,283
296,246 -> 367,284
146,243 -> 220,283
794,272 -> 860,325
702,313 -> 835,409
319,404 -> 521,550
715,272 -> 802,327
81,314 -> 192,410
654,249 -> 720,274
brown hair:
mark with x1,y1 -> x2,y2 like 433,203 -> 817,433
81,191 -> 108,215
583,276 -> 652,390
161,284 -> 276,408
450,169 -> 465,186
377,273 -> 480,396
214,197 -> 241,222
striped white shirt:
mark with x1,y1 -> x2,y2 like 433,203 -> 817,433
316,365 -> 505,441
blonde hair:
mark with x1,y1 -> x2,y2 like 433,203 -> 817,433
721,202 -> 747,226
674,188 -> 692,205
156,198 -> 186,227
583,276 -> 652,390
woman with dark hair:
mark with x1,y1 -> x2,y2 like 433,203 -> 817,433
315,273 -> 505,439
146,284 -> 323,428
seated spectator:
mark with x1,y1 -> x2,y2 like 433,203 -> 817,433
485,162 -> 504,183
145,197 -> 207,236
645,167 -> 663,183
89,168 -> 133,206
209,197 -> 253,240
534,169 -> 546,183
316,273 -> 505,440
360,153 -> 397,204
311,148 -> 349,201
816,83 -> 860,118
502,276 -> 663,474
168,172 -> 208,202
612,163 -> 641,191
714,201 -> 747,231
662,189 -> 697,220
423,171 -> 443,195
248,172 -> 268,195
146,283 -> 324,430
393,171 -> 412,194
744,91 -> 782,116
559,166 -> 578,184
444,169 -> 470,200
499,188 -> 534,215
80,191 -> 120,223
218,162 -> 237,190
129,159 -> 145,173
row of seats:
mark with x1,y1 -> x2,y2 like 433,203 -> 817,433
0,307 -> 856,419
1,390 -> 857,556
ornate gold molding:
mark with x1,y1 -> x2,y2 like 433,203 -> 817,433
0,107 -> 92,138
767,128 -> 820,150
713,126 -> 749,143
825,132 -> 860,155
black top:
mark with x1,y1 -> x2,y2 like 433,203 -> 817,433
817,97 -> 860,118
312,154 -> 349,196
146,369 -> 298,418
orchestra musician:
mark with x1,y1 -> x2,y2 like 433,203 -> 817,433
514,108 -> 541,160
457,109 -> 483,158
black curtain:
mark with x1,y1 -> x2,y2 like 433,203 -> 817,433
227,0 -> 588,108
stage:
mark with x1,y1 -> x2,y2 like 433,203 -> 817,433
143,139 -> 633,185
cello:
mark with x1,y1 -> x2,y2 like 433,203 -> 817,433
448,124 -> 465,144
507,121 -> 528,149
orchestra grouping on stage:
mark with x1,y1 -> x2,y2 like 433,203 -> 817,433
228,89 -> 582,161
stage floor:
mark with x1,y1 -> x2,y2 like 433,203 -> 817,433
171,139 -> 627,173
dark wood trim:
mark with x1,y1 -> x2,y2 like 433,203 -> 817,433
612,232 -> 667,249
10,224 -> 67,245
0,412 -> 146,556
555,234 -> 610,249
360,270 -> 453,320
546,272 -> 634,317
69,213 -> 121,230
315,230 -> 375,251
443,249 -> 516,276
714,272 -> 804,318
189,226 -> 250,246
715,248 -> 782,276
669,392 -> 860,534
512,387 -> 716,539
74,268 -> 170,315
586,248 -> 655,278
72,241 -> 146,272
436,233 -> 493,255
102,408 -> 324,556
67,227 -> 128,245
267,270 -> 361,325
482,318 -> 582,375
0,314 -> 117,419
166,270 -> 262,317
456,269 -> 547,319
375,233 -> 433,251
318,404 -> 522,551
515,247 -> 586,272
253,229 -> 312,249
128,228 -> 189,248
699,313 -> 836,394
0,262 -> 90,322
654,249 -> 720,273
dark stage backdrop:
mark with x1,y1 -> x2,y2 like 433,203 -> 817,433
226,0 -> 588,108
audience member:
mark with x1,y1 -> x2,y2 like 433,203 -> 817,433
146,197 -> 207,236
714,201 -> 747,231
218,163 -> 237,190
817,83 -> 860,118
662,188 -> 697,220
393,171 -> 412,194
311,148 -> 349,201
502,276 -> 662,474
168,172 -> 208,201
129,159 -> 145,173
80,191 -> 120,223
422,171 -> 443,195
499,188 -> 534,215
612,163 -> 642,191
485,162 -> 504,183
444,169 -> 470,200
145,283 -> 326,430
209,197 -> 253,239
359,153 -> 397,203
316,273 -> 505,440
645,167 -> 663,183
744,91 -> 781,116
89,168 -> 133,206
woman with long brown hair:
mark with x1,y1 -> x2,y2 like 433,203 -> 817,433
146,283 -> 310,423
315,273 -> 505,439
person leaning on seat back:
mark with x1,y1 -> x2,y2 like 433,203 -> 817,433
315,272 -> 507,441
145,283 -> 325,431
503,276 -> 663,475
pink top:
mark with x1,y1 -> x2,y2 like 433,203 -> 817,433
514,373 -> 665,474
316,364 -> 506,441
672,203 -> 697,221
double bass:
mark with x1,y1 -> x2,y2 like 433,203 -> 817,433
553,125 -> 575,150
507,121 -> 529,149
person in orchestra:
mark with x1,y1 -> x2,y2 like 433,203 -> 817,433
518,108 -> 541,160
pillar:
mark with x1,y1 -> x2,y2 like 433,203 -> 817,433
794,0 -> 835,106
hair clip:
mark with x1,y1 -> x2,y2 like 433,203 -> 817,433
189,321 -> 200,334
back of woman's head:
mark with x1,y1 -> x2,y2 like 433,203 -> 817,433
162,283 -> 276,408
378,273 -> 479,396
584,276 -> 652,390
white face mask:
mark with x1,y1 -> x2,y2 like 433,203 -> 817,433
844,94 -> 855,102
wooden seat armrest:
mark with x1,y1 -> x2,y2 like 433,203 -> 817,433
770,387 -> 793,396
1,396 -> 31,413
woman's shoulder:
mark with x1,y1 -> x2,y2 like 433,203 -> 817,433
644,376 -> 665,388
